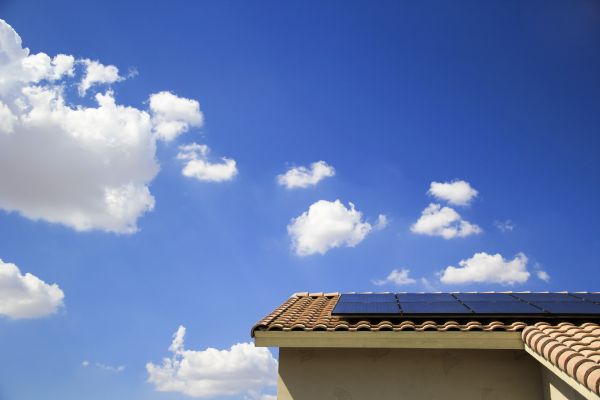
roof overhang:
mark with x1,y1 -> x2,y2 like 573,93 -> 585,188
254,330 -> 524,349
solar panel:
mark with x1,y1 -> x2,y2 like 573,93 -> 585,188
332,302 -> 401,315
462,301 -> 546,314
397,293 -> 456,302
331,293 -> 600,317
400,301 -> 472,314
337,293 -> 397,303
512,293 -> 580,302
570,293 -> 600,304
454,293 -> 518,302
531,301 -> 600,314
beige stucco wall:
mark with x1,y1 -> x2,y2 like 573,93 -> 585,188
277,348 -> 544,400
540,365 -> 586,400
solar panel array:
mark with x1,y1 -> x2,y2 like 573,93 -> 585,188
331,293 -> 600,317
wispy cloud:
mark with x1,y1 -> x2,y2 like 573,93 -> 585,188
82,360 -> 125,373
372,269 -> 416,286
494,219 -> 515,232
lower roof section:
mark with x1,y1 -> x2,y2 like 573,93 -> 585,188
523,322 -> 600,397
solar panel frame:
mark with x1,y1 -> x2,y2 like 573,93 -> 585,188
570,293 -> 600,304
337,293 -> 398,303
530,301 -> 600,314
397,293 -> 457,302
512,293 -> 581,302
400,301 -> 472,314
462,301 -> 547,314
453,293 -> 519,302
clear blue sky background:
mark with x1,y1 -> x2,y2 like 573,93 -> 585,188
0,0 -> 599,399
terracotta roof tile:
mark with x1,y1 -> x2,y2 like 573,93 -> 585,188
523,322 -> 600,395
252,293 -> 530,335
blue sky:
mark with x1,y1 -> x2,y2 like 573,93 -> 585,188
0,0 -> 599,399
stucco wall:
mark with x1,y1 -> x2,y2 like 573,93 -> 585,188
277,348 -> 544,400
540,365 -> 586,400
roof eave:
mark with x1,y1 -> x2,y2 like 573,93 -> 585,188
254,330 -> 524,349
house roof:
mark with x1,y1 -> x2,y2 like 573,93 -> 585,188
252,292 -> 536,335
523,322 -> 600,396
252,292 -> 600,396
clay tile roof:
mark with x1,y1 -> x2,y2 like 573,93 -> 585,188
523,322 -> 600,395
252,293 -> 532,336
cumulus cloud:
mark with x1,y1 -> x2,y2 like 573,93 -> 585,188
428,180 -> 478,206
372,269 -> 416,286
440,252 -> 530,285
78,59 -> 122,95
277,161 -> 335,189
177,143 -> 237,182
0,259 -> 64,319
149,91 -> 203,142
288,200 -> 384,256
146,326 -> 277,399
0,19 -> 218,233
410,203 -> 481,239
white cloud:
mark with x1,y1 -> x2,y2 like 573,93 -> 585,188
277,161 -> 335,189
146,326 -> 277,399
440,252 -> 530,285
0,19 -> 219,233
149,91 -> 203,142
0,259 -> 64,319
372,269 -> 416,286
78,59 -> 122,95
177,143 -> 238,182
374,214 -> 388,230
0,100 -> 17,133
287,200 -> 383,256
494,219 -> 515,232
82,360 -> 125,373
410,203 -> 481,239
428,180 -> 478,206
420,277 -> 438,291
537,270 -> 550,282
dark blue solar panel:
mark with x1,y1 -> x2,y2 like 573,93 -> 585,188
332,293 -> 600,316
462,301 -> 546,314
454,293 -> 518,302
532,301 -> 600,314
397,293 -> 456,302
512,293 -> 580,302
570,293 -> 600,304
337,294 -> 397,303
401,301 -> 472,314
333,302 -> 401,314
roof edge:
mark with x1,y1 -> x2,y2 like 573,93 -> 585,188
254,330 -> 524,349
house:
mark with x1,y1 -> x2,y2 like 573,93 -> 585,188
252,292 -> 600,400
